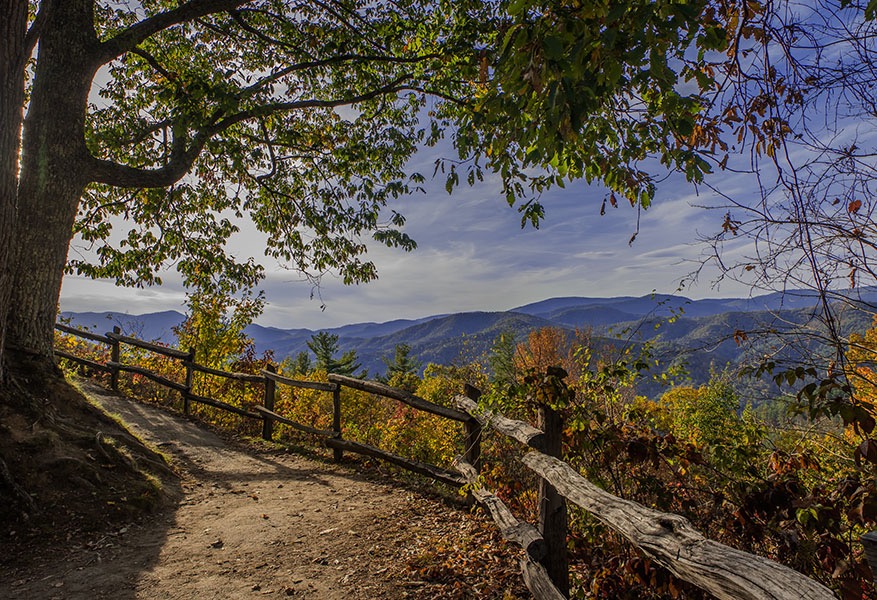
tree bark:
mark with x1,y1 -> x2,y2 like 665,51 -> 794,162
0,0 -> 29,377
7,0 -> 99,362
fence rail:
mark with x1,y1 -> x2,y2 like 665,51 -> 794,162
328,374 -> 471,422
106,330 -> 191,359
53,323 -> 464,485
192,362 -> 264,383
55,348 -> 112,372
523,451 -> 836,600
54,323 -> 849,599
55,322 -> 111,344
263,369 -> 337,391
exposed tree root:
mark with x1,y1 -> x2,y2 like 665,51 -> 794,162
0,456 -> 35,518
94,431 -> 114,462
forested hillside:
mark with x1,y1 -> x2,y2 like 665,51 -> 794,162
63,288 -> 877,399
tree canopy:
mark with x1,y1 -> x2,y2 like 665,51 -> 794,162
6,0 -> 877,381
1,0 -> 760,371
69,0 -> 491,293
381,343 -> 421,378
451,0 -> 728,228
1,0 -> 497,366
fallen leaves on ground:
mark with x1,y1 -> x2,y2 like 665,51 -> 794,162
392,494 -> 529,599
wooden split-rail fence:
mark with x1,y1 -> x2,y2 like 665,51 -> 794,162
55,322 -> 869,599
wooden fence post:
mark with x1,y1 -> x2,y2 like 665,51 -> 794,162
262,364 -> 277,441
538,403 -> 569,598
183,347 -> 195,416
463,384 -> 482,472
863,531 -> 877,582
332,384 -> 343,462
463,383 -> 481,507
109,326 -> 121,390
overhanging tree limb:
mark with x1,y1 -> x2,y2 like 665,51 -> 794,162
22,1 -> 46,63
88,74 -> 416,188
97,0 -> 251,64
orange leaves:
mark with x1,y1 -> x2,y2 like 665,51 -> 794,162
767,449 -> 820,476
514,327 -> 569,375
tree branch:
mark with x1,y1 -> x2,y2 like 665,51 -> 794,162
237,53 -> 439,101
122,118 -> 172,148
88,74 -> 416,189
97,0 -> 251,64
129,47 -> 175,81
23,2 -> 47,60
228,8 -> 309,55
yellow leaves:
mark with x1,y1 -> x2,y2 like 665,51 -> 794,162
846,315 -> 877,413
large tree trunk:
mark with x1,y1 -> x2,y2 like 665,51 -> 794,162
7,0 -> 98,363
0,0 -> 29,377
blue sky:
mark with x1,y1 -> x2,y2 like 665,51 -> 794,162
59,138 -> 758,329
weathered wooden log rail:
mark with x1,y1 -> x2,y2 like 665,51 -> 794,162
54,323 -> 851,599
53,323 -> 469,487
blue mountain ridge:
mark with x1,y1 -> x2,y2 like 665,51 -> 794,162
60,287 -> 877,391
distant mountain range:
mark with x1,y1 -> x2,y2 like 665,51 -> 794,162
61,288 -> 877,399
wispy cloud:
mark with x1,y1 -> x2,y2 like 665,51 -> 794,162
60,142 -> 759,328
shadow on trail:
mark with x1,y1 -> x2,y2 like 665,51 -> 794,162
0,379 -> 452,599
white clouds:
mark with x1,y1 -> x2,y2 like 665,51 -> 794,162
60,275 -> 188,315
59,141 -> 760,329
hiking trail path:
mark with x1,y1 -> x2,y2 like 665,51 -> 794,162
1,380 -> 524,599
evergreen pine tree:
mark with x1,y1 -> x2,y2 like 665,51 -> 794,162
307,332 -> 362,377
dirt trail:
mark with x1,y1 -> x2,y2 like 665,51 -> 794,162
1,381 -> 523,599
